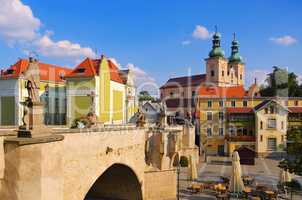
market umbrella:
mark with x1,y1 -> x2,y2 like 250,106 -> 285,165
285,170 -> 292,183
229,151 -> 245,194
279,169 -> 286,184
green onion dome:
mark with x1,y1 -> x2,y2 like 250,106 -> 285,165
209,32 -> 225,58
229,34 -> 243,63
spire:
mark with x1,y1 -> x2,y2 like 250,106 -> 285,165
229,33 -> 243,63
208,26 -> 225,58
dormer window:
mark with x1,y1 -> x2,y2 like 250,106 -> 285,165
5,69 -> 15,75
76,68 -> 86,73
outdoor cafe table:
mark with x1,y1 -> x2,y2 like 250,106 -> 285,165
265,190 -> 276,199
216,193 -> 228,200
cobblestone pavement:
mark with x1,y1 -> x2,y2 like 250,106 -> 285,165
179,157 -> 302,200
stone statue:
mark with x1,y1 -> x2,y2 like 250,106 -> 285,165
25,79 -> 39,103
157,102 -> 167,128
136,109 -> 146,128
23,57 -> 40,103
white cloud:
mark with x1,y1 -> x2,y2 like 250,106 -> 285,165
181,40 -> 191,45
270,35 -> 298,46
192,25 -> 211,40
246,69 -> 269,86
126,63 -> 159,95
0,0 -> 96,60
34,35 -> 96,58
0,0 -> 40,42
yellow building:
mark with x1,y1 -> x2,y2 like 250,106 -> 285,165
65,55 -> 137,125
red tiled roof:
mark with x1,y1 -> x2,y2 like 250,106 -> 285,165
65,57 -> 124,84
0,59 -> 72,83
107,59 -> 124,84
288,107 -> 302,113
199,86 -> 246,98
226,107 -> 253,113
160,74 -> 206,89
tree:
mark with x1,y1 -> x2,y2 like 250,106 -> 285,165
138,90 -> 155,102
260,66 -> 302,97
279,128 -> 302,176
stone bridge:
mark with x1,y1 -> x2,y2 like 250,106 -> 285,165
0,125 -> 199,200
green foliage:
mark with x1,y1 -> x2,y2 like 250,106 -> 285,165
138,90 -> 155,102
179,156 -> 189,167
279,128 -> 302,176
71,117 -> 90,129
260,66 -> 302,97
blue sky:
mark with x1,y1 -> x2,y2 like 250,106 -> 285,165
0,0 -> 301,92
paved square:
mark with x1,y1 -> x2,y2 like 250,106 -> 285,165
179,157 -> 302,200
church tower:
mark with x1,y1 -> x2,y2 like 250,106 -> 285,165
228,33 -> 245,86
205,29 -> 229,86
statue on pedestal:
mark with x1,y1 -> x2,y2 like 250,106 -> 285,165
17,57 -> 49,137
136,109 -> 146,128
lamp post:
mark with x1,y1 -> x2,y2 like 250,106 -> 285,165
177,161 -> 180,200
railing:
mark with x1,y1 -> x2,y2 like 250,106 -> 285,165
225,135 -> 256,142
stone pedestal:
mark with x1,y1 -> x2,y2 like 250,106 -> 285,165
18,102 -> 51,138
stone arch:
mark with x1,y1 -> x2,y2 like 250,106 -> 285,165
84,163 -> 143,200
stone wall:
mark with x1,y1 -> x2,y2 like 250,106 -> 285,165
144,169 -> 177,200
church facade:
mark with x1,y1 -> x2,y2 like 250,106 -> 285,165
161,31 -> 302,157
198,32 -> 302,157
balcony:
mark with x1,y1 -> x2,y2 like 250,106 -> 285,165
225,135 -> 256,142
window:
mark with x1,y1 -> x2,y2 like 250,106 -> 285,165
227,71 -> 230,76
295,101 -> 299,106
222,70 -> 224,76
265,108 -> 268,114
267,119 -> 277,129
181,92 -> 184,97
260,135 -> 263,142
281,121 -> 284,130
231,100 -> 236,107
240,74 -> 243,80
243,100 -> 248,107
219,112 -> 224,121
219,128 -> 224,136
207,128 -> 212,136
207,112 -> 213,121
192,91 -> 196,97
219,100 -> 224,107
270,106 -> 275,114
76,68 -> 86,73
229,126 -> 236,136
207,101 -> 212,108
260,121 -> 263,129
267,138 -> 277,151
170,92 -> 174,97
211,70 -> 215,76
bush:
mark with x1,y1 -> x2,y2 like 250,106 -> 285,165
179,156 -> 189,167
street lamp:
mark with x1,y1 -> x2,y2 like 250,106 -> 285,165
177,161 -> 180,200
